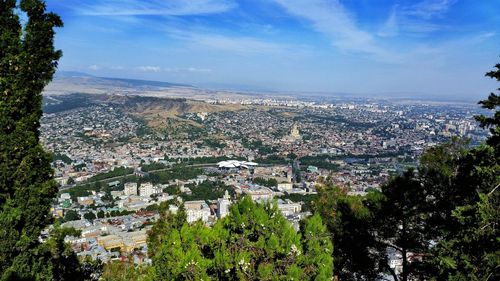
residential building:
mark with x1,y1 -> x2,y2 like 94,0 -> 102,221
184,200 -> 211,223
124,182 -> 137,196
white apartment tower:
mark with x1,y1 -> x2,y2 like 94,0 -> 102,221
139,182 -> 156,198
124,182 -> 137,196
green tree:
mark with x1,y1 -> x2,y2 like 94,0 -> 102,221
314,185 -> 383,280
475,63 -> 500,155
427,63 -> 500,280
253,177 -> 278,188
97,210 -> 105,219
101,261 -> 148,281
41,223 -> 85,281
430,190 -> 499,281
0,0 -> 67,279
67,176 -> 75,185
84,212 -> 96,222
147,202 -> 186,255
146,197 -> 333,280
418,138 -> 472,240
80,258 -> 103,281
64,209 -> 81,222
376,169 -> 429,281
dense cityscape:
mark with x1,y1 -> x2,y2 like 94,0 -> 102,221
40,92 -> 488,270
2,1 -> 499,280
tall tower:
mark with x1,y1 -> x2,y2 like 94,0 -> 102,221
217,190 -> 231,218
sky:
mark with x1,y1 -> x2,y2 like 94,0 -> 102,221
45,0 -> 500,100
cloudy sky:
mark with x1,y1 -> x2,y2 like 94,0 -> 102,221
46,0 -> 499,100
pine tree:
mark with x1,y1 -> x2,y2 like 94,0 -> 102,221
0,0 -> 65,279
475,63 -> 500,155
428,62 -> 500,280
146,197 -> 333,280
313,184 -> 383,280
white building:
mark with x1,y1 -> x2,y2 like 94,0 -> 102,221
277,199 -> 302,217
59,193 -> 72,203
277,182 -> 293,191
217,160 -> 258,169
241,185 -> 274,202
139,182 -> 159,198
124,182 -> 137,196
184,200 -> 211,223
217,190 -> 231,218
60,193 -> 71,201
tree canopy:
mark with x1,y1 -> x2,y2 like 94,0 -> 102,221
146,197 -> 333,280
0,0 -> 71,279
313,62 -> 500,281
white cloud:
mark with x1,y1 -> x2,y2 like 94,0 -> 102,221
378,7 -> 399,37
273,0 -> 465,63
192,33 -> 286,54
164,67 -> 212,73
138,66 -> 161,72
85,65 -> 213,74
163,24 -> 305,56
272,0 -> 393,60
88,64 -> 101,70
186,67 -> 212,73
109,65 -> 125,70
403,0 -> 457,19
75,0 -> 236,16
378,0 -> 456,36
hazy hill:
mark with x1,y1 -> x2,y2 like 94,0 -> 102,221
43,93 -> 245,129
44,72 -> 192,96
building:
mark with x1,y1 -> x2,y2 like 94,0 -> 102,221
184,200 -> 211,223
217,190 -> 231,218
59,193 -> 72,208
217,160 -> 258,170
283,123 -> 302,142
77,196 -> 94,206
134,168 -> 149,178
307,165 -> 319,173
97,230 -> 148,252
139,182 -> 160,198
60,193 -> 71,201
139,182 -> 153,198
290,124 -> 301,140
124,182 -> 137,196
108,180 -> 120,188
286,166 -> 293,182
277,199 -> 302,216
277,182 -> 293,191
241,185 -> 274,202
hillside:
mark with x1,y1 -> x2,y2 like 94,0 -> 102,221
42,93 -> 246,129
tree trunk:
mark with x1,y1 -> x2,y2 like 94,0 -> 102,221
402,218 -> 408,281
388,266 -> 399,281
402,247 -> 407,281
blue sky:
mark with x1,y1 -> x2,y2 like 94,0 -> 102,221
45,0 -> 499,100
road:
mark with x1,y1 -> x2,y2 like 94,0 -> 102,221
59,163 -> 218,191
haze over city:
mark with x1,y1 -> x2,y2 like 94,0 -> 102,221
47,0 -> 500,100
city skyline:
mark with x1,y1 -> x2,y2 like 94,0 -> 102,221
46,0 -> 499,100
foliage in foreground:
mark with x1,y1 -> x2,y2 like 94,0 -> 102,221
146,197 -> 333,280
313,63 -> 500,281
0,0 -> 79,280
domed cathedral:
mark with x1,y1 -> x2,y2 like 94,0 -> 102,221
281,123 -> 302,143
290,123 -> 302,140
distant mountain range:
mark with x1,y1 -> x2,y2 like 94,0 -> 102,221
50,71 -> 477,104
54,71 -> 192,89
